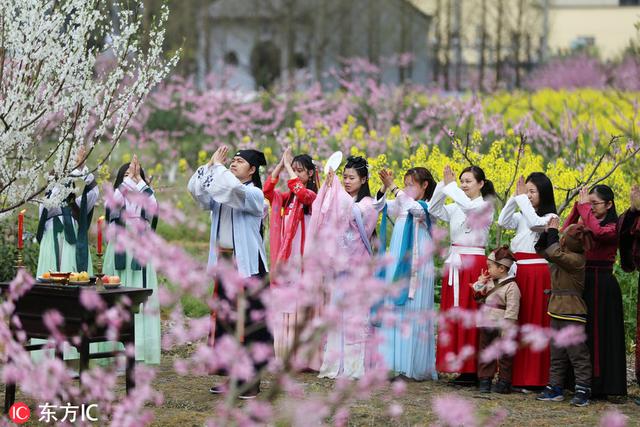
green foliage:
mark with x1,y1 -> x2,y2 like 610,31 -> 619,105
0,216 -> 39,281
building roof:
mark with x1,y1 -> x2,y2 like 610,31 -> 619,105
209,0 -> 432,20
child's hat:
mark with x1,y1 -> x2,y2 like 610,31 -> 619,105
487,250 -> 515,269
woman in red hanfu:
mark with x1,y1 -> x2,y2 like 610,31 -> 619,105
263,147 -> 318,363
430,165 -> 495,386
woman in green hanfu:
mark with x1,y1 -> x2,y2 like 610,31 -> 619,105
95,155 -> 161,365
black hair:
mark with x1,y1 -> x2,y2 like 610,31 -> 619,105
525,172 -> 557,216
459,165 -> 496,198
344,156 -> 371,202
404,167 -> 437,201
291,154 -> 317,214
109,162 -> 149,223
250,166 -> 263,189
589,184 -> 618,226
113,162 -> 147,190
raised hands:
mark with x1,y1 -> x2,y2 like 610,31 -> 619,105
630,185 -> 640,212
478,268 -> 490,284
283,146 -> 293,165
283,146 -> 297,179
326,167 -> 335,188
209,146 -> 229,166
443,165 -> 455,185
271,146 -> 292,179
515,175 -> 526,196
578,186 -> 590,205
546,215 -> 560,231
378,169 -> 395,191
127,155 -> 144,184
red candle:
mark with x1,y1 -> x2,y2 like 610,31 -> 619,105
17,209 -> 25,249
97,216 -> 104,255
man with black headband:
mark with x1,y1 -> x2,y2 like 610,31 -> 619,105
188,145 -> 270,399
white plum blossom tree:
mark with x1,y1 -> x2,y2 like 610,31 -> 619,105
0,0 -> 178,218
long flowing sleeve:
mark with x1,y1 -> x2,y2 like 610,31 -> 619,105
263,175 -> 280,203
188,165 -> 216,211
395,190 -> 427,220
428,181 -> 450,221
498,196 -> 519,230
372,190 -> 389,212
190,164 -> 264,216
373,188 -> 398,218
287,177 -> 316,206
307,174 -> 349,241
442,182 -> 483,213
72,167 -> 99,210
575,202 -> 617,242
562,202 -> 581,230
515,194 -> 550,232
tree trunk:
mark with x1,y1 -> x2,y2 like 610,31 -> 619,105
478,0 -> 487,92
514,0 -> 525,88
432,0 -> 442,85
285,0 -> 297,88
495,0 -> 504,90
399,0 -> 408,83
444,0 -> 452,90
453,0 -> 462,91
195,0 -> 207,91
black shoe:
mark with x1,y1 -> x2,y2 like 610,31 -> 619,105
209,382 -> 228,394
478,378 -> 492,393
571,384 -> 591,407
493,380 -> 512,394
634,397 -> 640,406
606,395 -> 627,404
450,373 -> 478,387
238,384 -> 260,400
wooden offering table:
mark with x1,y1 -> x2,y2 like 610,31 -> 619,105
0,282 -> 152,413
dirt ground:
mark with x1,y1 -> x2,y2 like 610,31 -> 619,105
4,344 -> 640,426
151,346 -> 640,426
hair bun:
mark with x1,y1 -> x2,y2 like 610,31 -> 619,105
345,156 -> 368,170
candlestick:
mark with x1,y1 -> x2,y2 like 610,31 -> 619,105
95,252 -> 105,291
17,209 -> 25,250
15,247 -> 24,272
97,216 -> 104,255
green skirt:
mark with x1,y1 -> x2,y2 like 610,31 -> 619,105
92,242 -> 161,365
36,225 -> 94,276
32,226 -> 94,363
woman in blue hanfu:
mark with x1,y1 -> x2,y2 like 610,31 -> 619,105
374,167 -> 438,381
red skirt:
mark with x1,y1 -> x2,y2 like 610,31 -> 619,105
511,252 -> 551,387
436,253 -> 485,374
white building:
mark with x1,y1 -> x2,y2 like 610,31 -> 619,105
205,0 -> 433,90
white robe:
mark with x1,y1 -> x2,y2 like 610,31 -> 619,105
188,163 -> 268,277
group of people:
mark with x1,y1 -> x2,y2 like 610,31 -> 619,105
33,144 -> 640,407
36,149 -> 161,365
187,144 -> 640,404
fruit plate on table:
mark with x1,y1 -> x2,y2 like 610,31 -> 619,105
37,272 -> 69,284
101,275 -> 122,289
68,279 -> 92,286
